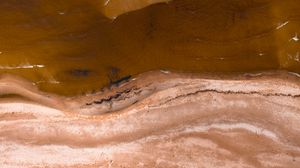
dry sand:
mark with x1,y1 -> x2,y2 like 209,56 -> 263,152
0,71 -> 300,167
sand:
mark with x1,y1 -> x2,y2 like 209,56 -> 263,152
0,70 -> 300,167
100,0 -> 171,19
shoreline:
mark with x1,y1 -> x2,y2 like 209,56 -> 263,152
0,70 -> 299,115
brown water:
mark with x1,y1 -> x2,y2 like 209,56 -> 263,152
0,0 -> 299,95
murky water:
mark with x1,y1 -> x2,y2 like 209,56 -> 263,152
0,0 -> 299,95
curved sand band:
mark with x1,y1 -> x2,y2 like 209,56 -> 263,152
0,71 -> 300,167
99,0 -> 171,19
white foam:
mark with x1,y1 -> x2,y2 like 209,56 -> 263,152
0,64 -> 44,70
276,21 -> 289,29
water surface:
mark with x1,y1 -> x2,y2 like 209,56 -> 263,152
0,0 -> 299,95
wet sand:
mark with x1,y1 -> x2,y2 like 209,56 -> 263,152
99,0 -> 171,19
0,71 -> 300,167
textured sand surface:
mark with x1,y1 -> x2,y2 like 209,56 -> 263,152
0,71 -> 300,167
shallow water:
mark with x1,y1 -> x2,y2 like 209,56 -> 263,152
0,0 -> 299,95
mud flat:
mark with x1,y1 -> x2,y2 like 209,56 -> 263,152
0,71 -> 299,167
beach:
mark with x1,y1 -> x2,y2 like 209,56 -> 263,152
0,71 -> 299,167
